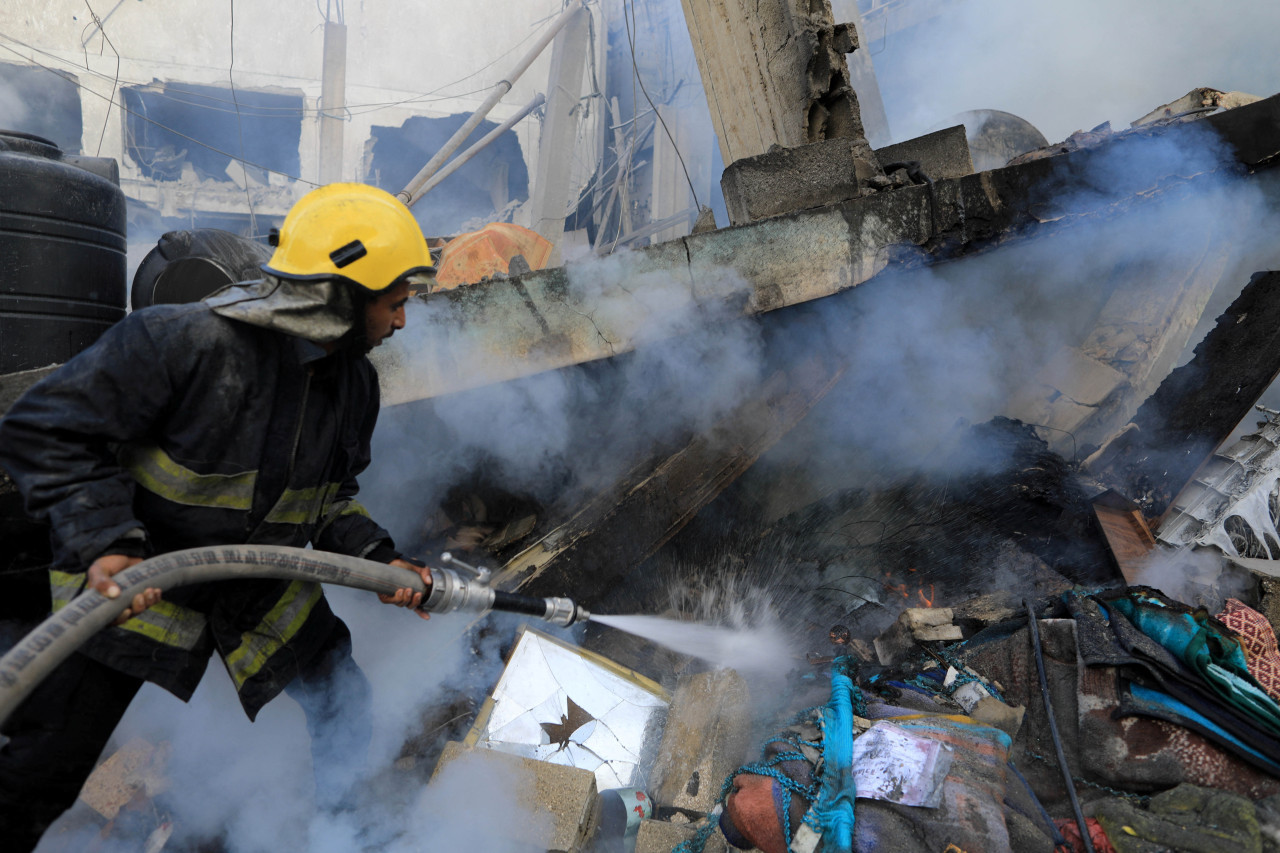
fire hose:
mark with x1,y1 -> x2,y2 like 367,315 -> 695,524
0,545 -> 589,727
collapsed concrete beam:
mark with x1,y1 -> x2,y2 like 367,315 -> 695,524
1088,270 -> 1280,518
376,93 -> 1280,411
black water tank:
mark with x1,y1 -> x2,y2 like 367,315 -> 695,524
131,228 -> 272,310
0,130 -> 127,374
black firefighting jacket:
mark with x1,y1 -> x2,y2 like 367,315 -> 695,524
0,299 -> 398,718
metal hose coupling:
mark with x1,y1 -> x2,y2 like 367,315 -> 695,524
421,553 -> 590,627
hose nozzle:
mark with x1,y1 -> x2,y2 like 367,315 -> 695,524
422,560 -> 587,627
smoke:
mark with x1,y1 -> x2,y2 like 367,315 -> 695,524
1131,545 -> 1252,613
23,6 -> 1280,852
0,81 -> 29,131
29,601 -> 514,852
868,0 -> 1280,145
755,117 -> 1280,497
365,261 -> 765,544
385,750 -> 554,853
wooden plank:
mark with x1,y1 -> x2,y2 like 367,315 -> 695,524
494,353 -> 846,604
1092,491 -> 1157,584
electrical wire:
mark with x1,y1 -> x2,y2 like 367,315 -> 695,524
81,0 -> 120,157
227,0 -> 257,229
0,18 -> 547,119
609,0 -> 642,253
0,40 -> 322,187
0,5 -> 585,201
622,0 -> 699,210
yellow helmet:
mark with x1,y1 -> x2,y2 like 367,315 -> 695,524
263,183 -> 434,291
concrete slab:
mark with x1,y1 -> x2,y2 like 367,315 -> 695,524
650,669 -> 752,813
431,741 -> 598,853
1035,345 -> 1127,408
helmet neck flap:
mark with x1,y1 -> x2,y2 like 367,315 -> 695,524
205,273 -> 362,348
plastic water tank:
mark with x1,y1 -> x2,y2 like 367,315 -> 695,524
131,228 -> 272,310
0,130 -> 126,374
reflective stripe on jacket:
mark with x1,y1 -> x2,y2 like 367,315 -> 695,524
0,302 -> 396,718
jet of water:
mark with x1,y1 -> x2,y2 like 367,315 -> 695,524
590,613 -> 795,677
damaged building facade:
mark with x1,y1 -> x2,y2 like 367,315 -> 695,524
6,1 -> 1280,852
0,0 -> 732,261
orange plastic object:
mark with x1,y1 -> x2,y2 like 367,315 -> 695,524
432,222 -> 553,291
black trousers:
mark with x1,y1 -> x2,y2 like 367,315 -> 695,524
0,630 -> 372,852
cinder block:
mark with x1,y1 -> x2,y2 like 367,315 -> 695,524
650,669 -> 752,814
720,137 -> 880,225
874,608 -> 961,664
634,819 -> 727,853
432,741 -> 598,852
914,624 -> 964,642
900,607 -> 955,630
873,125 -> 974,181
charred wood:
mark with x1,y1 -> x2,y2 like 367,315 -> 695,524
1088,270 -> 1280,517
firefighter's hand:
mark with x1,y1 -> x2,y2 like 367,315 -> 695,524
379,559 -> 432,621
87,554 -> 159,625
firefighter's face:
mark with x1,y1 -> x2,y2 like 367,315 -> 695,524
365,280 -> 410,347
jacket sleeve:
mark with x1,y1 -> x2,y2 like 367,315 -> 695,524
313,360 -> 399,562
0,310 -> 180,569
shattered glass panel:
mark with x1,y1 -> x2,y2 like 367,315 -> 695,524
474,629 -> 669,790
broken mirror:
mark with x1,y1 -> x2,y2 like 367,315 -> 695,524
469,628 -> 670,790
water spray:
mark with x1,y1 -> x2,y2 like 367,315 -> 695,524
0,545 -> 589,726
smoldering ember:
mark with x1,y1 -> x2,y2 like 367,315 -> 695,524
4,3 -> 1280,853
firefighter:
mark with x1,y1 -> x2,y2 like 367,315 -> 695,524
0,183 -> 435,849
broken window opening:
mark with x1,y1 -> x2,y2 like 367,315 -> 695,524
121,82 -> 302,183
0,62 -> 83,153
363,114 -> 530,237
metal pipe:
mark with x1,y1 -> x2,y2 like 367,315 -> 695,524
1024,599 -> 1095,853
0,545 -> 588,726
398,1 -> 586,208
413,92 -> 546,199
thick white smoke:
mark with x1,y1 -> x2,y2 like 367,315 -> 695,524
868,0 -> 1280,145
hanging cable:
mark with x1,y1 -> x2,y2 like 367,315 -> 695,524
0,41 -> 322,186
227,0 -> 257,230
81,0 -> 120,157
0,25 -> 536,119
622,0 -> 699,210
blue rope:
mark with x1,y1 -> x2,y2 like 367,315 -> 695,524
817,655 -> 857,853
671,732 -> 821,853
670,672 -> 864,853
